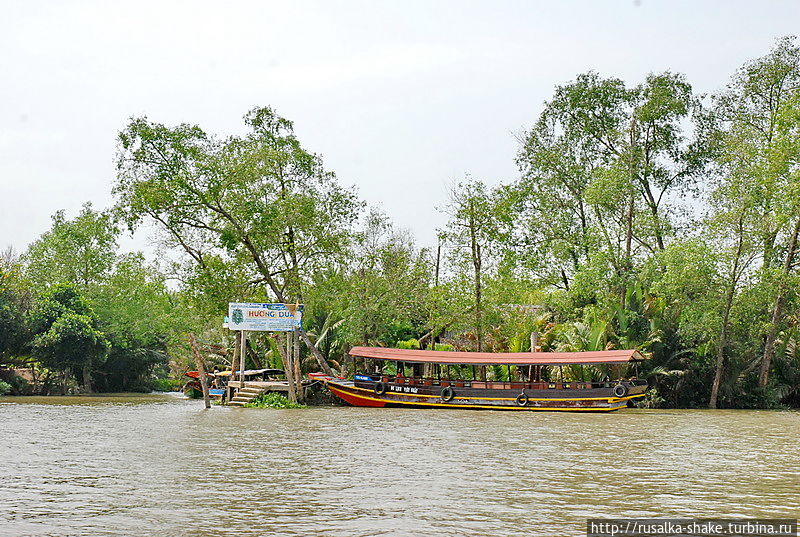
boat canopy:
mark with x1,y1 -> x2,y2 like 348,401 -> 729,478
349,346 -> 645,366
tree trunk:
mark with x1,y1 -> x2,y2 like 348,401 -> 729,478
625,188 -> 634,261
434,238 -> 442,287
759,215 -> 800,387
709,313 -> 730,409
710,231 -> 745,408
188,333 -> 211,409
247,340 -> 262,369
239,331 -> 248,384
82,364 -> 93,393
299,328 -> 335,376
470,215 -> 483,353
292,329 -> 304,403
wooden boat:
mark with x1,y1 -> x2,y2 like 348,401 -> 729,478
317,347 -> 648,412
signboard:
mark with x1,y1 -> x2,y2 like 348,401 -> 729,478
227,303 -> 303,332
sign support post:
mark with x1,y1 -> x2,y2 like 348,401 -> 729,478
239,330 -> 247,385
226,303 -> 304,403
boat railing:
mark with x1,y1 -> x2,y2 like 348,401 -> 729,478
358,375 -> 645,390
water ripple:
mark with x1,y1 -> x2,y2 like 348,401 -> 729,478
0,397 -> 798,536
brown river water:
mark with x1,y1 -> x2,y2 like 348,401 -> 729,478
1,394 -> 798,537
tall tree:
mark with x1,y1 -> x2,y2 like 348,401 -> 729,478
115,106 -> 361,377
92,254 -> 176,392
708,36 -> 800,387
310,212 -> 431,352
705,193 -> 759,409
442,178 -> 507,353
515,71 -> 705,292
24,203 -> 118,292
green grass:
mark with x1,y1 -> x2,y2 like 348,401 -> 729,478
243,392 -> 306,409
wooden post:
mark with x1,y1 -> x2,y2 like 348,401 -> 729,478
239,330 -> 247,385
188,333 -> 211,409
280,332 -> 297,403
231,331 -> 241,379
530,331 -> 538,352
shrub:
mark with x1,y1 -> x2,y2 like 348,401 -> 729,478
0,374 -> 31,395
635,388 -> 666,409
150,378 -> 182,392
0,380 -> 12,395
243,392 -> 306,409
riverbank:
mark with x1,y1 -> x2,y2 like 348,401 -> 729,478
0,392 -> 185,405
1,396 -> 798,536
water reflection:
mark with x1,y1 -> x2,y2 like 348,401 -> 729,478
1,396 -> 798,536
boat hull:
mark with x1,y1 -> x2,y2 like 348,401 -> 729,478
323,378 -> 647,412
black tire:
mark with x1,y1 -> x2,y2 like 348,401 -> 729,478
441,386 -> 455,402
516,393 -> 529,407
613,384 -> 628,398
374,382 -> 387,395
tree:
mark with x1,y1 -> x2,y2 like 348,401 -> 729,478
28,284 -> 109,393
92,254 -> 176,391
708,36 -> 800,388
705,196 -> 759,409
0,249 -> 31,364
442,178 -> 508,353
515,71 -> 705,294
311,211 -> 431,351
114,106 -> 362,380
24,203 -> 118,292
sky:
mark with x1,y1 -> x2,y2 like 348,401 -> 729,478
2,0 -> 799,257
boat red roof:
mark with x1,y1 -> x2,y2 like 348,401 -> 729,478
348,346 -> 645,365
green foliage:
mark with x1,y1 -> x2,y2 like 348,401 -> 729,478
114,106 -> 362,311
0,380 -> 11,395
91,254 -> 176,392
396,338 -> 420,350
24,203 -> 118,292
150,378 -> 182,392
0,258 -> 30,361
243,392 -> 306,409
27,284 -> 109,393
13,205 -> 180,393
5,39 -> 798,410
0,373 -> 31,395
307,212 -> 431,351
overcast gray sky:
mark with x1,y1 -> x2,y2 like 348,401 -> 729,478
2,0 -> 799,256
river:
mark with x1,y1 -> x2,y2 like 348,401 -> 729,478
1,394 -> 798,536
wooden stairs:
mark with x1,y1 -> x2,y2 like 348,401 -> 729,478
227,384 -> 267,406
